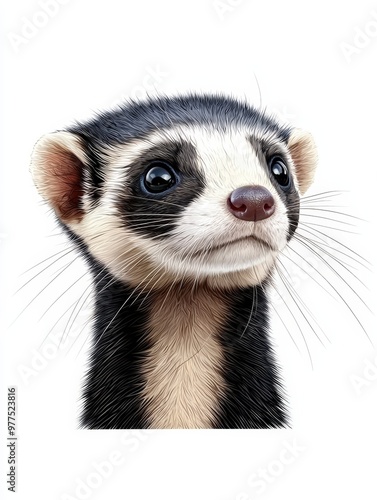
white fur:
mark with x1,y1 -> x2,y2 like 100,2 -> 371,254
68,124 -> 297,288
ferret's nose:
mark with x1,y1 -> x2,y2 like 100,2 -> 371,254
227,186 -> 275,222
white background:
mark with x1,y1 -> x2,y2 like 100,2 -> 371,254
1,0 -> 377,499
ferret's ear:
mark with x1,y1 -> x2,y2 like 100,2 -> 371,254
288,129 -> 318,195
31,131 -> 88,223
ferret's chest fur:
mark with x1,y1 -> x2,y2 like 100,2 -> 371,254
142,285 -> 229,428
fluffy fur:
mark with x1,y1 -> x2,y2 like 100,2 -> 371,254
30,94 -> 317,428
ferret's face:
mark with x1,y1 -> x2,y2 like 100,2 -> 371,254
31,97 -> 317,290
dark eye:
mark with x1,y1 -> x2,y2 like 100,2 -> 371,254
269,156 -> 290,187
143,162 -> 176,193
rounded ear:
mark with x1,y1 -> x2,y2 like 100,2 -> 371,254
30,131 -> 88,223
288,129 -> 318,195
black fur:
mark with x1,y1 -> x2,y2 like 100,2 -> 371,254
80,259 -> 152,428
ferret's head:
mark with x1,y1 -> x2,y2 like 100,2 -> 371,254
31,95 -> 317,290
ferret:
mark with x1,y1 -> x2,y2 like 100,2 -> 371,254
31,94 -> 317,429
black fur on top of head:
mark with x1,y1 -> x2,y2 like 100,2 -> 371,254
67,94 -> 292,206
69,93 -> 291,146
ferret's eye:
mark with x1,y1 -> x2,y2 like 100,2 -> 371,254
143,162 -> 176,193
269,156 -> 290,187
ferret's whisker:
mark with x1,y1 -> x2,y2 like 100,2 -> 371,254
294,233 -> 369,288
39,300 -> 77,350
296,226 -> 371,270
39,271 -> 88,322
277,257 -> 330,343
299,213 -> 357,227
300,207 -> 367,223
301,190 -> 347,201
238,283 -> 257,342
129,262 -> 168,307
268,283 -> 301,353
295,237 -> 372,313
273,266 -> 314,368
298,221 -> 371,265
19,245 -> 74,276
10,255 -> 81,328
299,220 -> 358,234
15,246 -> 77,295
287,243 -> 373,344
60,279 -> 95,348
72,307 -> 97,359
276,262 -> 328,347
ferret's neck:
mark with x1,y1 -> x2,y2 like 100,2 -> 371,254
81,264 -> 286,429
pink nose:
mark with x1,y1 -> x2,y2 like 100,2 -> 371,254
227,186 -> 275,222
